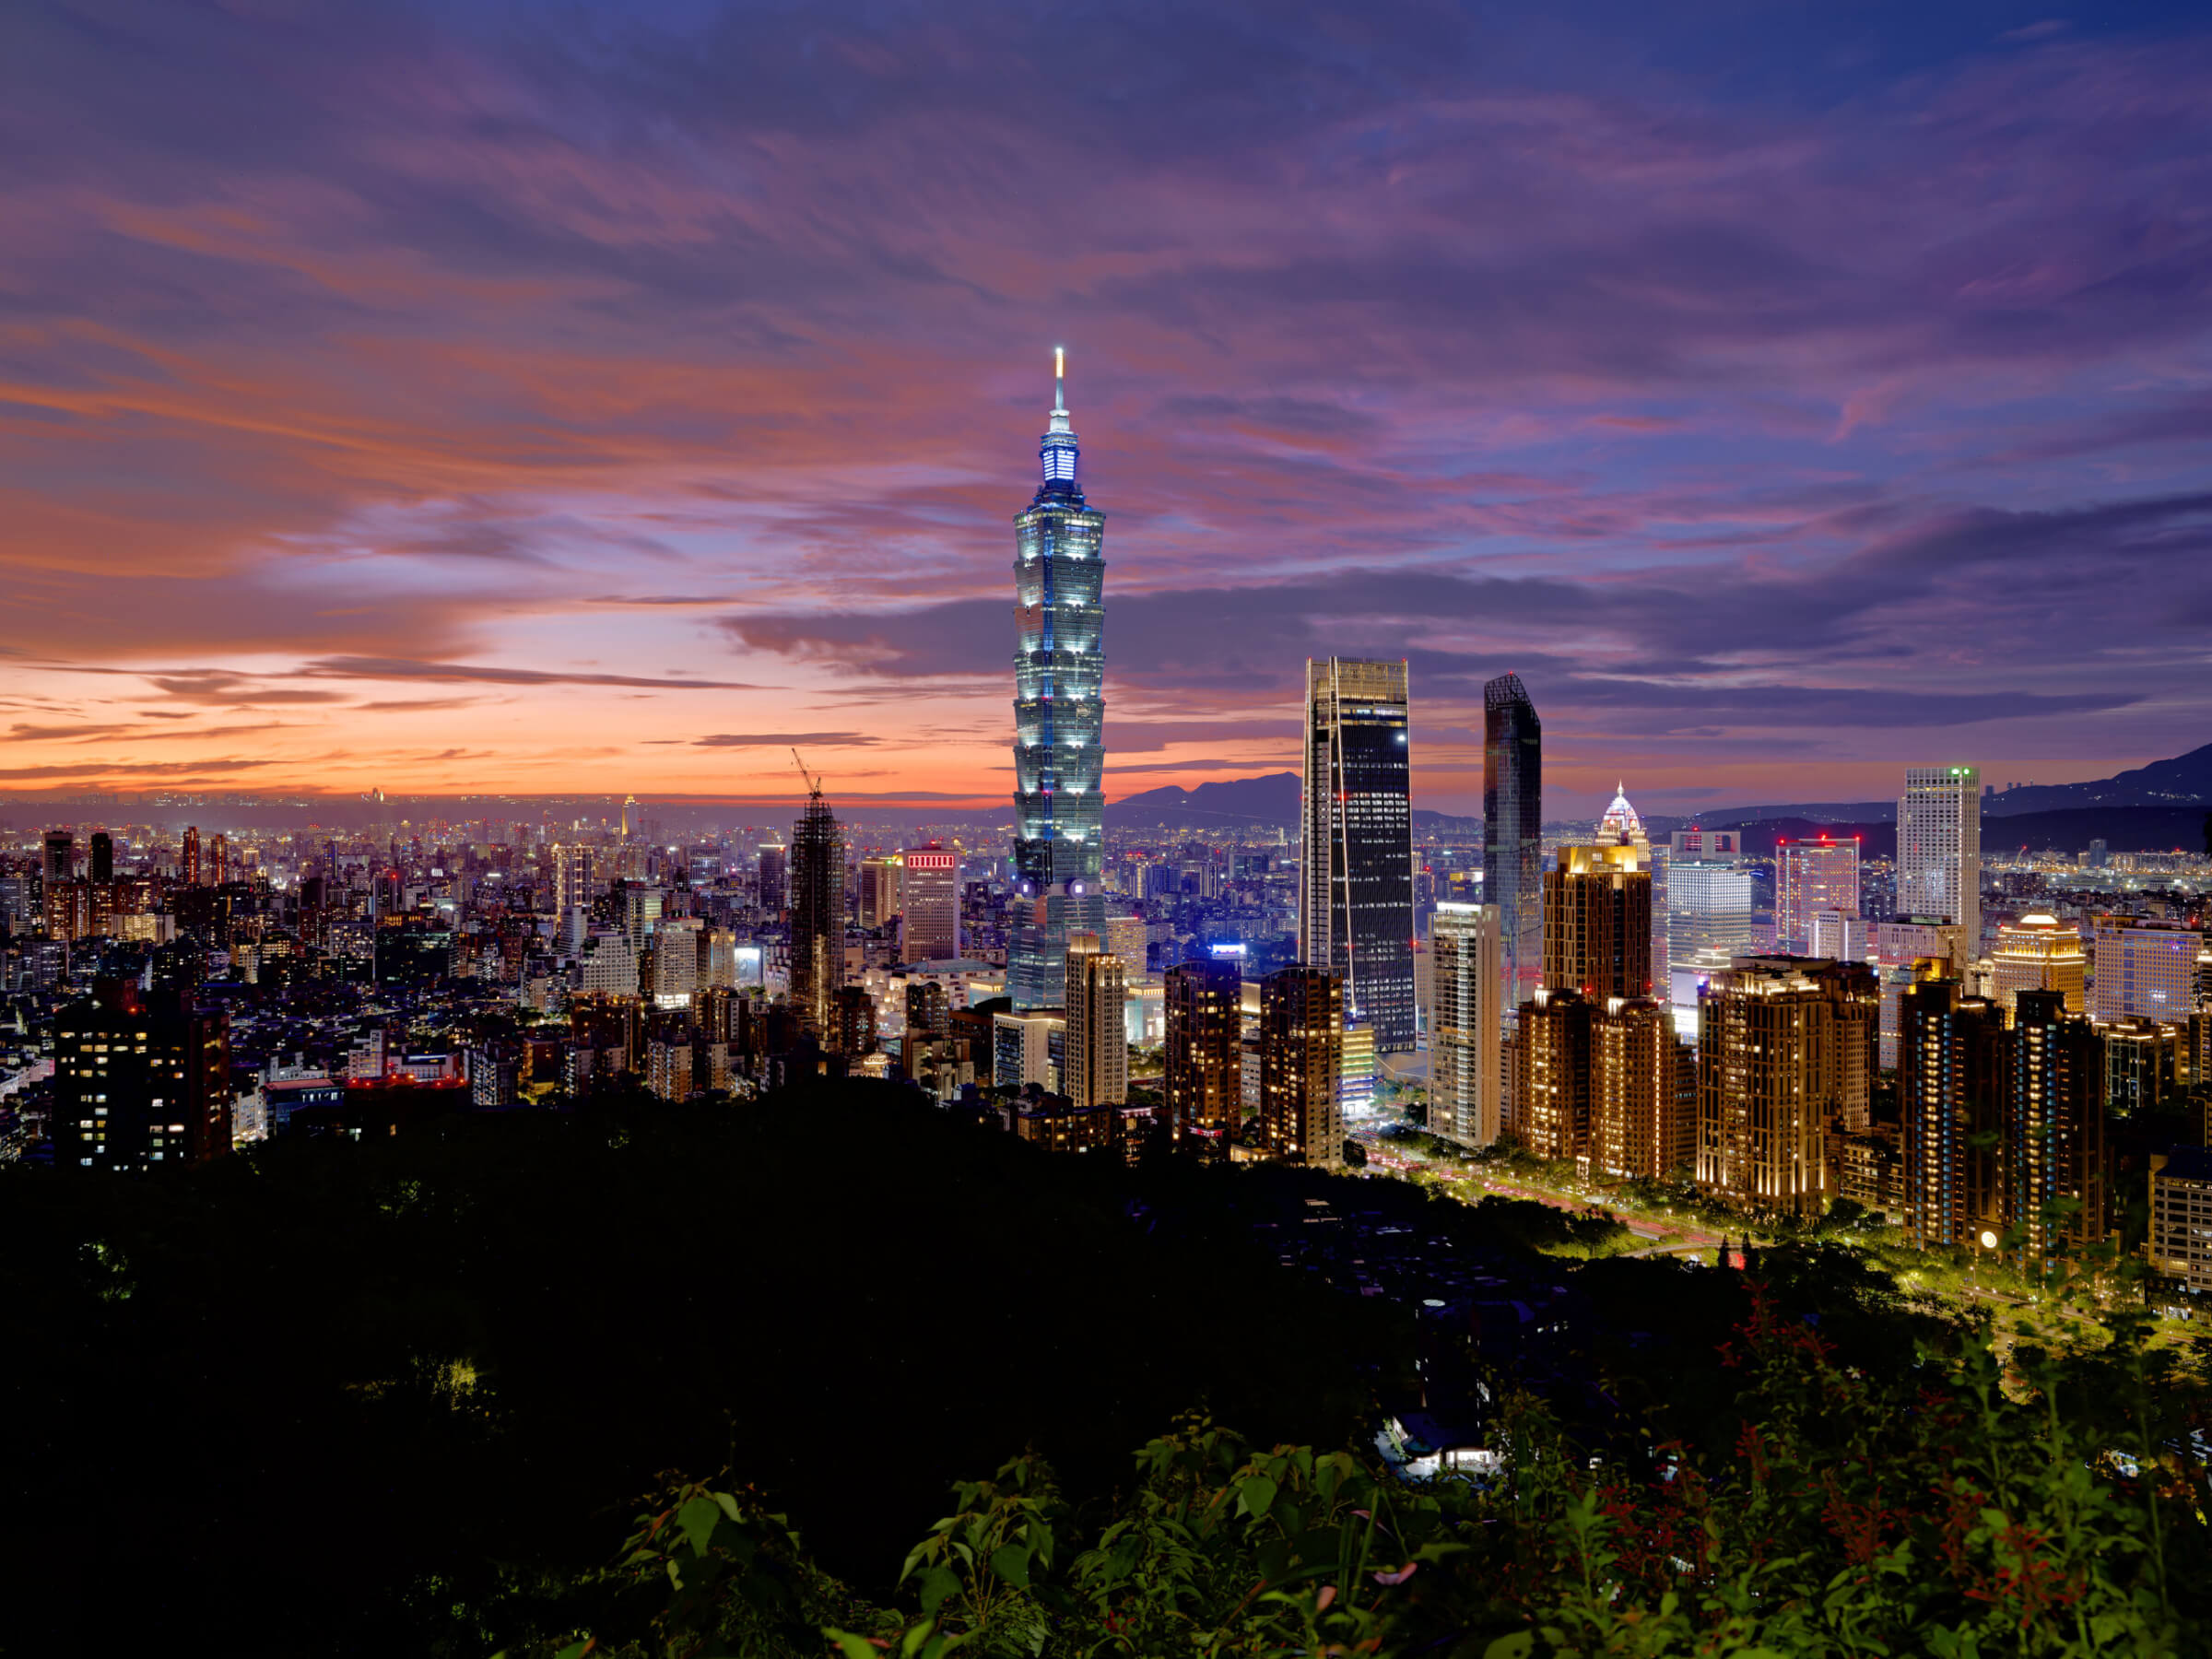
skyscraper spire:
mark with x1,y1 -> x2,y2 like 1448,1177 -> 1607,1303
1041,347 -> 1077,485
1009,347 -> 1107,1007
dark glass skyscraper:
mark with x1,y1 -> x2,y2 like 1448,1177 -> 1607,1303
1483,672 -> 1542,1027
789,777 -> 844,1039
1300,657 -> 1416,1052
1009,350 -> 1107,1008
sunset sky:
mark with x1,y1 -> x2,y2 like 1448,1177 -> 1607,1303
5,0 -> 2210,818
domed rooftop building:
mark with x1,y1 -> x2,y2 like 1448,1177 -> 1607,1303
1595,782 -> 1647,849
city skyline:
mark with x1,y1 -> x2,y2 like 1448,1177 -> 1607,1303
4,3 -> 2211,815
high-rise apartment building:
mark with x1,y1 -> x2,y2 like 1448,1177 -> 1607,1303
1775,836 -> 1860,953
43,830 -> 74,882
1260,965 -> 1343,1167
900,846 -> 959,963
1899,970 -> 2009,1251
53,982 -> 231,1171
1594,999 -> 1691,1181
1595,786 -> 1663,999
1899,766 -> 1982,951
1164,956 -> 1242,1144
2009,988 -> 2105,1265
1483,674 -> 1542,1029
1696,956 -> 1877,1216
1300,657 -> 1415,1052
1508,987 -> 1594,1162
1009,350 -> 1106,1008
1989,913 -> 2086,1019
182,825 -> 201,887
859,855 -> 903,932
1430,902 -> 1500,1148
2147,1147 -> 2212,1296
1063,932 -> 1128,1112
553,843 -> 596,916
210,831 -> 230,887
89,831 -> 113,884
2090,917 -> 2199,1024
789,779 -> 844,1038
1543,844 -> 1653,1001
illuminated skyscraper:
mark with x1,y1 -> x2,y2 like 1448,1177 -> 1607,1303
1300,657 -> 1415,1052
43,830 -> 73,882
210,831 -> 229,887
789,777 -> 845,1038
182,826 -> 201,887
1010,348 -> 1107,1008
1775,836 -> 1860,953
1483,674 -> 1542,1029
1430,902 -> 1500,1147
1899,766 -> 1982,952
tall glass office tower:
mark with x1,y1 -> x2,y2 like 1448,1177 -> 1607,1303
1484,673 -> 1543,1029
1009,350 -> 1107,1008
1300,657 -> 1416,1052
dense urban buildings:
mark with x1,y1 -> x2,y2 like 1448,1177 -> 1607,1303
1299,657 -> 1416,1053
1482,674 -> 1543,1031
1989,913 -> 2087,1018
1008,349 -> 1107,1010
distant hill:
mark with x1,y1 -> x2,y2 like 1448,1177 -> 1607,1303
1691,740 -> 2212,828
1106,772 -> 1300,828
1714,806 -> 2211,862
1106,771 -> 1477,834
1984,742 -> 2212,815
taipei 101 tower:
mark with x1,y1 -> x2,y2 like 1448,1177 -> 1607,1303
1008,348 -> 1108,1009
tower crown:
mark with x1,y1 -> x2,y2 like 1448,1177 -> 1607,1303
1040,346 -> 1078,487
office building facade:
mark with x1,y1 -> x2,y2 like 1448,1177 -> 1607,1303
899,846 -> 959,963
1543,843 -> 1653,1002
1775,837 -> 1860,953
2090,918 -> 2198,1024
1300,657 -> 1415,1052
1899,766 -> 1982,952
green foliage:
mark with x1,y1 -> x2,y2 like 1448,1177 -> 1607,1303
526,1288 -> 2207,1659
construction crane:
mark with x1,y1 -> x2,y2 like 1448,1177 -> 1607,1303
791,748 -> 823,800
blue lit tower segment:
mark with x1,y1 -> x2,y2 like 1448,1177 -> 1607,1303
1009,348 -> 1108,1009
